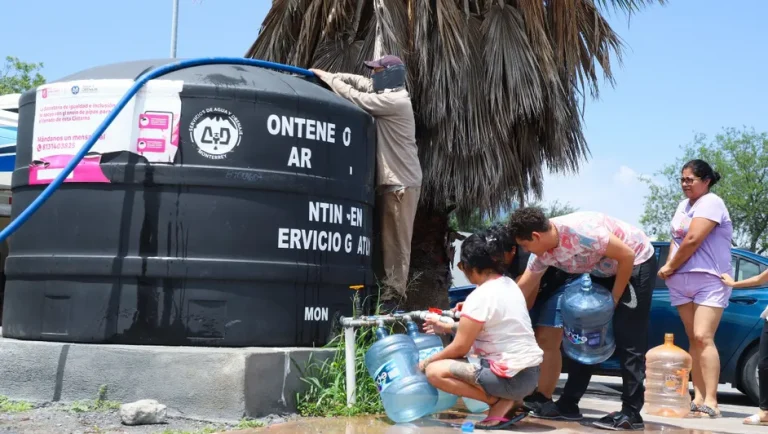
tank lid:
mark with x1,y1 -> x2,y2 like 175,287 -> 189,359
33,58 -> 365,113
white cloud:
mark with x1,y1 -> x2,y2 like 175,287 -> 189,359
613,165 -> 641,185
540,158 -> 651,229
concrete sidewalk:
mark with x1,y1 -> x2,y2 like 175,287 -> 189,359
580,397 -> 758,434
0,333 -> 335,421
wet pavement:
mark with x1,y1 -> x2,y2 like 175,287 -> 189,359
236,411 -> 726,433
232,376 -> 759,434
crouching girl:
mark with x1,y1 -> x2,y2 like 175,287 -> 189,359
418,233 -> 543,428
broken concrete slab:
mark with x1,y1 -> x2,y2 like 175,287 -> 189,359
0,335 -> 335,421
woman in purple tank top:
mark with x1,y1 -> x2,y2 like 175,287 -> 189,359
657,159 -> 733,418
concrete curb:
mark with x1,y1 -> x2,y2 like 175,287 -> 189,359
0,336 -> 335,421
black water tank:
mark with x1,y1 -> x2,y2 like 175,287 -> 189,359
1,59 -> 376,347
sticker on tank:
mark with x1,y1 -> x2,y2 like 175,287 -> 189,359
188,107 -> 243,160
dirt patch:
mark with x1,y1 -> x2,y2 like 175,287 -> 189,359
0,402 -> 289,434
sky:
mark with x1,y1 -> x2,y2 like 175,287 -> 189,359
2,0 -> 767,229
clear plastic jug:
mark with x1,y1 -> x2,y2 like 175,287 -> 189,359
364,326 -> 438,423
561,274 -> 616,364
405,320 -> 459,412
644,333 -> 692,418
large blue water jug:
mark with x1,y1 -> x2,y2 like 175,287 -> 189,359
364,326 -> 439,423
561,274 -> 616,364
463,356 -> 490,413
405,321 -> 459,412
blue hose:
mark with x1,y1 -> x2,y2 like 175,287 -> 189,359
0,57 -> 315,243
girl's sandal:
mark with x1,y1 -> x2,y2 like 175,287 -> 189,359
744,414 -> 768,426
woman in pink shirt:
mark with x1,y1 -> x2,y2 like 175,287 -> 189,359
657,159 -> 733,417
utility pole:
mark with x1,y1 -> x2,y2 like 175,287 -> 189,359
170,0 -> 180,58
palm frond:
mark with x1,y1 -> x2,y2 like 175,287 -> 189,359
482,3 -> 545,120
245,0 -> 312,62
290,0 -> 327,67
373,0 -> 410,59
247,0 -> 665,214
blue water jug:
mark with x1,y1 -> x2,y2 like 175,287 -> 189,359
364,326 -> 439,423
463,356 -> 490,413
405,320 -> 459,412
561,274 -> 616,364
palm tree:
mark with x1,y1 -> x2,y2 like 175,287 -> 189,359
246,0 -> 665,310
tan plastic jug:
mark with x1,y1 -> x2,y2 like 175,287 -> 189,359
644,333 -> 692,418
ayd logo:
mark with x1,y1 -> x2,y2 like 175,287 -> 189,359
373,361 -> 400,392
188,107 -> 243,160
201,126 -> 231,146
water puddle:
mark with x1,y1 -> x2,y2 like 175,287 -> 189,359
239,412 -> 722,433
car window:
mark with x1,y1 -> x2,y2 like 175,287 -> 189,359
738,258 -> 762,282
654,245 -> 669,289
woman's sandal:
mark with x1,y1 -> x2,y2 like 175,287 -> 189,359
695,404 -> 721,418
689,402 -> 700,416
475,412 -> 527,431
744,414 -> 768,426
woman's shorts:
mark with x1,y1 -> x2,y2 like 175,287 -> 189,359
529,286 -> 565,328
666,272 -> 732,308
475,359 -> 539,401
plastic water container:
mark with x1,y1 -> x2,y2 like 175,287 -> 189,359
644,333 -> 692,418
364,326 -> 438,423
561,274 -> 616,364
406,320 -> 459,413
463,356 -> 490,413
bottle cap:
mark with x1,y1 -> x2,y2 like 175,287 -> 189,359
461,421 -> 475,432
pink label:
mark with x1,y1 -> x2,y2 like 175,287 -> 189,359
137,138 -> 166,153
28,154 -> 110,185
138,113 -> 170,130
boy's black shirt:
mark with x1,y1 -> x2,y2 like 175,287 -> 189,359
506,250 -> 579,303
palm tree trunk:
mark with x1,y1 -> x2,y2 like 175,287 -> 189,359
402,203 -> 453,311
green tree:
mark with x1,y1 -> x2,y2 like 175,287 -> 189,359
640,128 -> 768,253
449,200 -> 578,233
248,0 -> 665,310
0,56 -> 46,95
449,208 -> 496,233
529,199 -> 579,219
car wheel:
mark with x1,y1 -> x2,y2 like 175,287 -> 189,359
741,345 -> 760,406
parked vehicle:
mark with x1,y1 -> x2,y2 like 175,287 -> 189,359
0,93 -> 18,324
448,240 -> 767,404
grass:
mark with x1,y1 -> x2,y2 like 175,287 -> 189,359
69,385 -> 121,413
154,419 -> 262,434
156,428 -> 218,434
236,418 -> 265,429
0,395 -> 34,413
294,291 -> 388,417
